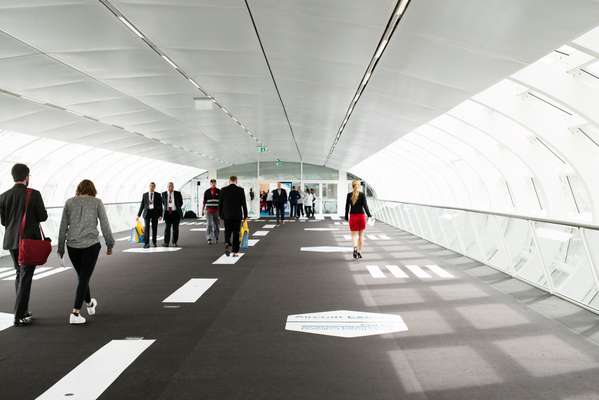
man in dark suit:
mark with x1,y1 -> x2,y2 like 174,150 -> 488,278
0,163 -> 48,326
219,176 -> 248,257
272,182 -> 288,225
137,182 -> 163,248
288,186 -> 301,218
161,182 -> 183,247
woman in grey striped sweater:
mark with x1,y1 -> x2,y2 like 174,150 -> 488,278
58,179 -> 114,325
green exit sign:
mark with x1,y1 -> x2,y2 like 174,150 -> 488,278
256,145 -> 268,153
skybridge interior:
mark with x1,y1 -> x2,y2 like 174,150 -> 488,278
2,1 -> 599,399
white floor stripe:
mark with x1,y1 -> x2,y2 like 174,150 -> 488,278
36,339 -> 155,400
116,236 -> 129,242
0,267 -> 13,273
0,269 -> 16,279
3,267 -> 52,281
366,265 -> 386,279
162,278 -> 217,303
213,253 -> 245,264
378,234 -> 391,240
33,267 -> 72,280
367,234 -> 378,240
426,264 -> 455,278
0,312 -> 13,332
123,247 -> 182,253
385,265 -> 409,278
330,215 -> 340,220
405,265 -> 432,278
248,239 -> 259,246
300,246 -> 354,253
262,224 -> 276,228
253,230 -> 269,236
304,228 -> 339,231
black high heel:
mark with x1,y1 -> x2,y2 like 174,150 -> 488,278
357,251 -> 363,259
353,248 -> 358,259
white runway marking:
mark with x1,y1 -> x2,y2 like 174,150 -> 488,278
248,239 -> 260,246
33,267 -> 72,280
378,234 -> 391,240
3,267 -> 51,281
0,269 -> 17,279
406,265 -> 432,278
163,278 -> 217,303
300,246 -> 353,253
263,224 -> 276,228
366,265 -> 386,279
330,215 -> 341,220
123,247 -> 182,253
116,236 -> 130,242
0,267 -> 12,273
385,265 -> 409,278
426,264 -> 454,278
213,253 -> 245,264
36,339 -> 155,400
304,228 -> 339,231
253,231 -> 269,236
367,234 -> 378,240
0,312 -> 13,332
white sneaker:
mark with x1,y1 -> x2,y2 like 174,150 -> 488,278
86,298 -> 98,316
69,313 -> 86,325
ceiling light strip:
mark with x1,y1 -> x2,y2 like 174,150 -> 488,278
324,0 -> 412,165
244,0 -> 303,162
98,0 -> 263,152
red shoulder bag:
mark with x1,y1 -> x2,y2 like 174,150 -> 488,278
18,189 -> 52,266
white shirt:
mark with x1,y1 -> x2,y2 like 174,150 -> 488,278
148,192 -> 155,210
167,191 -> 176,211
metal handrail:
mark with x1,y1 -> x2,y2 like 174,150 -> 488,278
375,198 -> 599,231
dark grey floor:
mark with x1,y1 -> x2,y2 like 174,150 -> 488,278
2,218 -> 599,399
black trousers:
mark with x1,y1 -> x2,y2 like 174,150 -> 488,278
163,211 -> 180,245
144,213 -> 159,245
266,201 -> 273,215
305,206 -> 313,218
289,203 -> 298,218
297,204 -> 304,217
68,242 -> 101,309
223,219 -> 241,253
275,203 -> 285,222
9,249 -> 35,320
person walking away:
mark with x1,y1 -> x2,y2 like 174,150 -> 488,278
162,182 -> 183,247
58,180 -> 114,325
203,179 -> 221,244
266,189 -> 273,215
296,188 -> 304,218
305,188 -> 314,219
345,180 -> 372,259
288,186 -> 301,218
272,182 -> 288,225
137,182 -> 163,248
219,176 -> 248,257
0,163 -> 48,326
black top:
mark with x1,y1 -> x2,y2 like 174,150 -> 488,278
289,189 -> 301,203
203,187 -> 221,211
272,188 -> 288,205
0,184 -> 48,250
137,191 -> 164,218
345,192 -> 371,220
219,184 -> 248,220
161,190 -> 184,218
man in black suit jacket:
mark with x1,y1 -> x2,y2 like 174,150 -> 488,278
0,163 -> 48,326
161,182 -> 183,247
272,182 -> 288,224
219,176 -> 248,257
137,182 -> 163,248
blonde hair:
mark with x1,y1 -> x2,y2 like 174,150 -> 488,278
351,180 -> 361,205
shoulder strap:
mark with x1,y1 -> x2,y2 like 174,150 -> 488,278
19,189 -> 32,238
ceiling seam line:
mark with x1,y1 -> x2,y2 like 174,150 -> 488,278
324,0 -> 412,166
243,0 -> 303,162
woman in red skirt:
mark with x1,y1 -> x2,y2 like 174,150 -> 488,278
345,180 -> 372,259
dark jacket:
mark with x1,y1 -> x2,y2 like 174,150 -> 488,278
203,187 -> 221,213
161,190 -> 183,218
345,192 -> 371,220
0,184 -> 48,250
137,191 -> 163,218
219,184 -> 248,220
272,188 -> 288,206
289,189 -> 301,204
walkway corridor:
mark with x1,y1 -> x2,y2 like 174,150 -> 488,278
2,218 -> 599,399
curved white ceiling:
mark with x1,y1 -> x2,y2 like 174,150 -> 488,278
0,0 -> 597,171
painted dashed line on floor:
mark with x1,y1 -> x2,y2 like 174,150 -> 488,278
163,278 -> 217,303
343,234 -> 390,241
2,266 -> 73,281
263,224 -> 276,229
213,253 -> 245,264
253,231 -> 269,237
364,264 -> 453,280
248,239 -> 260,246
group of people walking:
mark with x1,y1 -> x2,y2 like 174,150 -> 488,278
0,163 -> 115,326
260,185 -> 318,220
136,181 -> 184,249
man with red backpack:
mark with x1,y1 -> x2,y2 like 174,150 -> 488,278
0,163 -> 48,326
